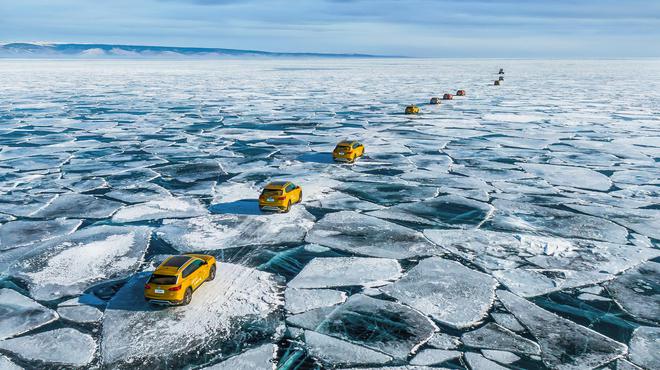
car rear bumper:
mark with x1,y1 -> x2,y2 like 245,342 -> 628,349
259,204 -> 286,212
333,154 -> 354,162
146,298 -> 183,306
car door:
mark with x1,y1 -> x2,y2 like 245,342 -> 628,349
187,260 -> 205,289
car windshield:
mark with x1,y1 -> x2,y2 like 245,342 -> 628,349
336,145 -> 350,150
149,274 -> 177,285
262,189 -> 282,196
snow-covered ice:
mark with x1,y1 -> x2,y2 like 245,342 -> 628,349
9,225 -> 151,300
628,326 -> 659,370
158,206 -> 315,251
0,355 -> 21,370
203,344 -> 276,370
101,263 -> 283,367
112,197 -> 207,223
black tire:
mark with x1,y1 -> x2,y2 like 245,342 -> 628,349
182,288 -> 192,306
207,264 -> 216,281
297,191 -> 303,204
285,201 -> 291,213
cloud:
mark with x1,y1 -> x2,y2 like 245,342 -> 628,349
1,0 -> 659,56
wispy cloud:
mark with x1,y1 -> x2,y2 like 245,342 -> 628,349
1,0 -> 658,56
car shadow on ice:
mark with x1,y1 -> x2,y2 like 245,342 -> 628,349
104,272 -> 172,312
296,152 -> 335,164
208,199 -> 262,216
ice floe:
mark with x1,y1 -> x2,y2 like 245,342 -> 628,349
105,183 -> 171,203
461,322 -> 540,355
628,326 -> 659,370
481,349 -> 520,364
101,263 -> 283,367
464,352 -> 509,370
410,349 -> 460,366
0,288 -> 58,340
380,257 -> 497,329
426,333 -> 461,350
607,262 -> 659,324
0,328 -> 96,366
491,199 -> 629,243
158,206 -> 315,251
10,225 -> 151,300
305,211 -> 440,259
368,195 -> 493,228
304,330 -> 392,366
0,355 -> 21,370
0,219 -> 81,250
156,160 -> 226,182
285,288 -> 347,314
112,197 -> 207,223
493,241 -> 660,297
288,257 -> 401,289
497,290 -> 627,369
490,313 -> 525,332
519,163 -> 612,191
314,294 -> 437,359
203,344 -> 276,370
30,193 -> 122,219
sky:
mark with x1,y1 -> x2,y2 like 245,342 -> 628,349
1,0 -> 659,57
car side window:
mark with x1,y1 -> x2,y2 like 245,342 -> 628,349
286,184 -> 296,193
182,260 -> 204,278
353,143 -> 360,149
182,264 -> 195,279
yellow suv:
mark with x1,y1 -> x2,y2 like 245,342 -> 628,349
333,141 -> 365,163
258,181 -> 302,212
144,254 -> 216,306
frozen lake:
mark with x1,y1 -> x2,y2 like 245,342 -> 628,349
0,59 -> 658,369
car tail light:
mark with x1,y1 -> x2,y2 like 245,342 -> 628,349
144,284 -> 151,289
168,285 -> 182,291
277,196 -> 286,200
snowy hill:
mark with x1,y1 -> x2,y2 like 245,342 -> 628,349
0,42 -> 384,58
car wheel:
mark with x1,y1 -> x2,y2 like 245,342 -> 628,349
207,264 -> 216,281
182,288 -> 192,306
285,201 -> 291,213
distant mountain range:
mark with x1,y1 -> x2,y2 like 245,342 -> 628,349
0,42 -> 387,58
